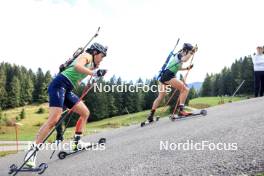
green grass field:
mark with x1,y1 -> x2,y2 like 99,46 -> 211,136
0,104 -> 50,141
0,96 -> 247,142
189,96 -> 247,109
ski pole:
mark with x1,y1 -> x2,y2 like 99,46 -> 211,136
231,80 -> 245,97
229,80 -> 245,102
182,44 -> 197,84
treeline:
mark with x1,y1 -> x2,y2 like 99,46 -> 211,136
200,56 -> 254,96
0,62 -> 52,109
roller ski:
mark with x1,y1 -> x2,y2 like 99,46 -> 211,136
140,116 -> 160,127
169,109 -> 207,121
8,163 -> 48,175
58,137 -> 106,160
8,144 -> 48,175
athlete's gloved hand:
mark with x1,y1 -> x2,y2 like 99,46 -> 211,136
92,69 -> 107,78
187,64 -> 193,70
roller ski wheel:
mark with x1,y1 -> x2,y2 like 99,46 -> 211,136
38,163 -> 48,174
169,115 -> 176,121
200,109 -> 207,116
58,151 -> 67,160
140,121 -> 146,127
98,138 -> 106,144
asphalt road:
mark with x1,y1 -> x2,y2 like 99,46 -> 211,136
0,97 -> 264,176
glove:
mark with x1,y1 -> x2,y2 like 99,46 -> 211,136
92,69 -> 107,77
187,64 -> 193,70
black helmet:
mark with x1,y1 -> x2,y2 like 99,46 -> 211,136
88,42 -> 108,56
182,43 -> 194,51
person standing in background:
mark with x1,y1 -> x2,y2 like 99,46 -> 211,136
252,46 -> 264,97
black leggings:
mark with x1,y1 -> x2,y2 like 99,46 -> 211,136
254,71 -> 264,97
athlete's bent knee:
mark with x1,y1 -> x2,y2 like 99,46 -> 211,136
82,109 -> 90,119
180,86 -> 189,93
